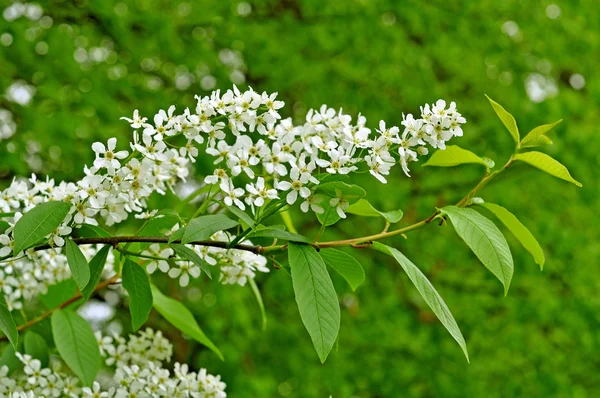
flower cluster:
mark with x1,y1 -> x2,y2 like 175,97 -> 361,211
143,231 -> 269,287
0,244 -> 114,311
0,85 -> 464,305
0,328 -> 226,397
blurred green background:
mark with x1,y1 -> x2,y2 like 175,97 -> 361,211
1,0 -> 598,396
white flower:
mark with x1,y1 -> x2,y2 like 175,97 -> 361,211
329,190 -> 350,218
220,180 -> 245,210
92,138 -> 129,170
276,168 -> 311,205
143,244 -> 173,274
168,262 -> 201,287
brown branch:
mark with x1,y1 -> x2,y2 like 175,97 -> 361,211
0,274 -> 121,342
32,236 -> 262,254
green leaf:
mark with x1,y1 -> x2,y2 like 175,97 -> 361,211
373,242 -> 469,362
75,224 -> 111,238
315,181 -> 366,202
51,309 -> 100,386
24,331 -> 49,368
223,204 -> 255,229
0,293 -> 18,350
319,248 -> 365,291
485,95 -> 520,143
315,182 -> 367,226
345,199 -> 403,223
182,214 -> 239,244
12,201 -> 71,254
248,228 -> 312,243
520,120 -> 562,147
150,284 -> 223,360
41,279 -> 77,309
168,227 -> 186,244
65,238 -> 90,290
423,145 -> 489,168
519,134 -> 553,148
0,344 -> 21,374
122,259 -> 153,330
440,206 -> 514,295
476,202 -> 545,269
288,242 -> 340,363
248,279 -> 267,331
81,245 -> 111,302
514,151 -> 582,187
170,244 -> 212,279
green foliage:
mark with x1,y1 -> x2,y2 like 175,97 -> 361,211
81,245 -> 111,302
373,242 -> 469,361
288,242 -> 340,363
12,201 -> 71,254
182,214 -> 239,244
0,293 -> 18,350
476,202 -> 545,269
0,344 -> 21,374
345,199 -> 403,223
1,1 -> 596,395
440,206 -> 514,295
248,279 -> 267,331
423,145 -> 489,168
514,151 -> 582,187
150,284 -> 223,360
24,331 -> 49,368
520,120 -> 562,148
319,248 -> 365,291
51,309 -> 100,386
485,95 -> 520,144
315,182 -> 366,226
65,238 -> 90,290
171,244 -> 212,279
122,259 -> 153,330
248,228 -> 312,243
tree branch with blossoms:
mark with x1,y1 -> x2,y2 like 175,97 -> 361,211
0,86 -> 581,394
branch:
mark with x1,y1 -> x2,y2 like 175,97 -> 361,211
0,274 -> 121,342
32,236 -> 262,254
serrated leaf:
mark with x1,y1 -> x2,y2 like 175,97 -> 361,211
514,151 -> 582,187
373,242 -> 469,362
345,199 -> 403,223
520,120 -> 562,147
288,243 -> 340,363
423,145 -> 489,168
12,201 -> 71,254
182,214 -> 239,244
248,228 -> 311,243
150,284 -> 223,360
51,309 -> 100,386
319,248 -> 365,291
122,259 -> 153,330
248,279 -> 267,331
315,182 -> 367,227
485,95 -> 519,143
0,293 -> 18,350
24,331 -> 49,368
441,206 -> 514,295
170,244 -> 212,279
476,203 -> 545,269
81,245 -> 111,302
65,239 -> 90,290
